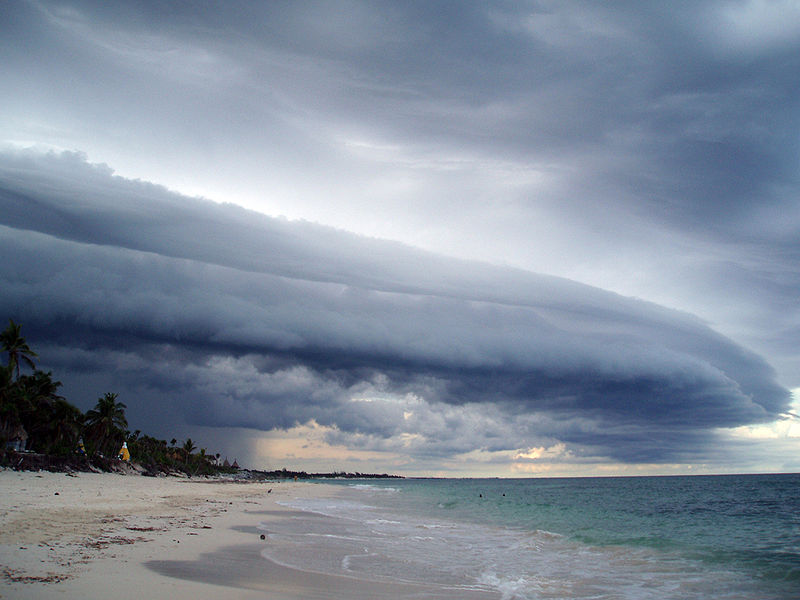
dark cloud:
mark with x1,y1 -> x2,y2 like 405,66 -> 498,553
2,1 -> 799,471
0,149 -> 790,466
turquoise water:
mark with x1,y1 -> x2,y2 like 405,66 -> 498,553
383,476 -> 800,579
270,474 -> 800,599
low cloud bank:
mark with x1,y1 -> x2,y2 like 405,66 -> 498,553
0,150 -> 789,465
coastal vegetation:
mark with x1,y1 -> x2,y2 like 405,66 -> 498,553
0,319 -> 236,476
0,319 -> 401,480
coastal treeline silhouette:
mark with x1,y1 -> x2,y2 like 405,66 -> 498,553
0,319 -> 235,476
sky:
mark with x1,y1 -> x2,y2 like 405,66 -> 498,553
1,0 -> 798,476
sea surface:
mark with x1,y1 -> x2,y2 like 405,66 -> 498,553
265,474 -> 800,599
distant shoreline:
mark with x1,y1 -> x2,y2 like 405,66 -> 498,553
1,449 -> 403,480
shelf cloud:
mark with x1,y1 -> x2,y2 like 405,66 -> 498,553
2,1 -> 798,473
0,149 -> 789,466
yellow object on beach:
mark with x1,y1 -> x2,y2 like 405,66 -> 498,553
118,442 -> 130,461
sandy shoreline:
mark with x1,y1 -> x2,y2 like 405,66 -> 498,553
0,470 -> 337,599
0,470 -> 502,599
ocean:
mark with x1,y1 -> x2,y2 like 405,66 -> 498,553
267,474 -> 800,599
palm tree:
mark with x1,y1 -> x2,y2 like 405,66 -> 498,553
84,392 -> 128,457
0,361 -> 12,399
1,320 -> 37,380
21,370 -> 64,409
49,399 -> 84,455
182,437 -> 196,462
0,363 -> 18,440
16,370 -> 65,450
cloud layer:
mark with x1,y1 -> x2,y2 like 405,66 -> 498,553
2,1 -> 798,393
2,1 -> 799,472
0,149 -> 789,468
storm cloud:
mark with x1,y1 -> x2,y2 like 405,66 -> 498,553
1,1 -> 799,473
0,149 -> 789,466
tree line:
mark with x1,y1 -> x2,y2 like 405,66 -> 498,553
0,319 -> 235,476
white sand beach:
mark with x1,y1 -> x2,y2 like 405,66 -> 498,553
0,470 -> 337,600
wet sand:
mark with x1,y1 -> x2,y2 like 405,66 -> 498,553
148,542 -> 496,599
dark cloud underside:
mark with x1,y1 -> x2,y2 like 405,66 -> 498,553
0,150 -> 789,464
